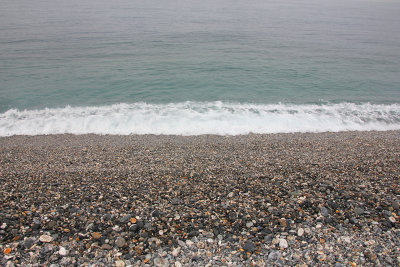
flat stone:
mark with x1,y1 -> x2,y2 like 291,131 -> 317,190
268,250 -> 281,261
39,235 -> 53,243
243,240 -> 256,252
115,237 -> 126,248
154,257 -> 168,267
119,215 -> 131,223
47,221 -> 57,228
101,244 -> 113,250
92,232 -> 102,239
320,207 -> 329,217
354,207 -> 364,216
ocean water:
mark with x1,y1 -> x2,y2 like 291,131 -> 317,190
1,0 -> 400,136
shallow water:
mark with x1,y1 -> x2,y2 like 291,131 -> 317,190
1,0 -> 399,135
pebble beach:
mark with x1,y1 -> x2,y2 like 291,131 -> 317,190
0,131 -> 399,266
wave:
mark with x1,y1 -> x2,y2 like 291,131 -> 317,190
1,102 -> 400,136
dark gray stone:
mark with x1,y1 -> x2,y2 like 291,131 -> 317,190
243,240 -> 256,252
23,238 -> 35,249
354,207 -> 364,216
119,214 -> 131,223
320,207 -> 329,217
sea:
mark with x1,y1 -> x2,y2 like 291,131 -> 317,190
1,0 -> 400,136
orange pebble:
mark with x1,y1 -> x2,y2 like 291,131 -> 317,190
3,248 -> 11,254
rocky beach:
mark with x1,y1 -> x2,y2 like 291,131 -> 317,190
0,131 -> 399,266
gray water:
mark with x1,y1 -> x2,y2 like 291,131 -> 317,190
1,0 -> 400,135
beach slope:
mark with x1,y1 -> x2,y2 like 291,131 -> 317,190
0,131 -> 399,266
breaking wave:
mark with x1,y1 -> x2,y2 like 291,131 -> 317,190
1,102 -> 400,136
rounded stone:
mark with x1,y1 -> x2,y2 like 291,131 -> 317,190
115,237 -> 126,248
59,246 -> 68,256
39,235 -> 53,243
243,240 -> 256,252
279,238 -> 288,249
92,232 -> 102,239
23,238 -> 35,249
297,228 -> 304,237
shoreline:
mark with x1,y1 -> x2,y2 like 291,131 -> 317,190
1,131 -> 399,266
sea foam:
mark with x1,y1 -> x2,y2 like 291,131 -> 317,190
1,102 -> 400,136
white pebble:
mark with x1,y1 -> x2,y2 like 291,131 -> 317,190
297,228 -> 304,237
279,238 -> 288,249
59,246 -> 68,256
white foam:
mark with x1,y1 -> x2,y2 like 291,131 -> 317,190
1,102 -> 400,136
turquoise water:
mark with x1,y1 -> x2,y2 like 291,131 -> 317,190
1,0 -> 400,135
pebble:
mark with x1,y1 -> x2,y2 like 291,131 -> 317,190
154,257 -> 168,267
320,207 -> 329,217
246,222 -> 253,228
279,238 -> 288,249
129,224 -> 138,232
59,246 -> 68,256
243,240 -> 256,252
172,247 -> 180,257
297,228 -> 304,237
354,207 -> 364,216
119,215 -> 131,223
115,260 -> 125,267
101,244 -> 113,250
115,237 -> 126,248
23,238 -> 35,249
268,250 -> 281,261
197,242 -> 205,249
92,232 -> 102,239
39,235 -> 53,243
